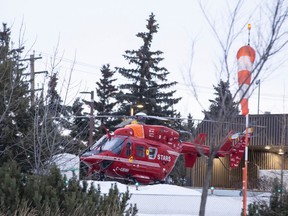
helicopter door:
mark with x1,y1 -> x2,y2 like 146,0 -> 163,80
125,141 -> 134,162
125,141 -> 132,156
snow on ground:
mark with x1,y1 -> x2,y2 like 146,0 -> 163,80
84,181 -> 268,216
58,155 -> 268,215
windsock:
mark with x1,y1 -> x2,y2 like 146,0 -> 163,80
236,45 -> 255,116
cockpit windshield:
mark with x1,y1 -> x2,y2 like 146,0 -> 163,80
90,135 -> 126,155
90,135 -> 108,150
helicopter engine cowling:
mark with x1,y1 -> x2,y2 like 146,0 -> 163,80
114,127 -> 134,136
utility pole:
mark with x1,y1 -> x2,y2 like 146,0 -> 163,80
21,52 -> 47,106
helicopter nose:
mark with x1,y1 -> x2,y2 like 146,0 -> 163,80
81,149 -> 99,157
80,155 -> 98,164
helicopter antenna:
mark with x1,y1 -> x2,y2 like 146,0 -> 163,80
102,124 -> 111,139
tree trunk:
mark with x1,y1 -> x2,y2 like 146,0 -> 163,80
199,156 -> 214,216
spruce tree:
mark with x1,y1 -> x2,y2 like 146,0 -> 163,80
94,64 -> 118,116
0,23 -> 31,168
80,64 -> 119,141
93,64 -> 120,135
70,97 -> 90,144
169,113 -> 195,185
116,13 -> 181,119
204,79 -> 238,120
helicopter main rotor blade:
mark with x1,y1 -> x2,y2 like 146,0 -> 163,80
94,115 -> 127,118
115,119 -> 133,128
144,115 -> 170,121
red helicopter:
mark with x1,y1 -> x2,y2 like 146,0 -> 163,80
80,113 -> 252,184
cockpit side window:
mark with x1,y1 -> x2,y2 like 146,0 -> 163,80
148,147 -> 157,159
126,142 -> 132,156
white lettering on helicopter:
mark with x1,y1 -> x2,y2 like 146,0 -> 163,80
148,128 -> 155,138
116,167 -> 129,172
157,154 -> 171,162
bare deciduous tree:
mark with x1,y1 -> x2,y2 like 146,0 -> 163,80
185,1 -> 288,215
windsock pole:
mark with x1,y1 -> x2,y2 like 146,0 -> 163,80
243,115 -> 249,216
236,23 -> 255,216
243,23 -> 251,216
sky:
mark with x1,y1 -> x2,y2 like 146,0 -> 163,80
2,0 -> 288,120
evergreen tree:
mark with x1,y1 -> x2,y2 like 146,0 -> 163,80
170,112 -> 195,141
116,13 -> 181,119
169,155 -> 187,186
198,79 -> 239,215
70,97 -> 90,144
80,64 -> 119,142
0,23 -> 32,168
93,64 -> 120,136
169,113 -> 195,185
270,178 -> 281,211
0,161 -> 137,216
204,79 -> 238,120
187,113 -> 195,137
94,64 -> 118,116
246,177 -> 288,216
0,24 -> 76,172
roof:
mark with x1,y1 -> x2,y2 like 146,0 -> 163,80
196,114 -> 288,147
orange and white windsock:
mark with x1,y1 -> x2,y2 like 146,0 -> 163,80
236,45 -> 256,116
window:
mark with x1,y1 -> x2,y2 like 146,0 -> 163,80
148,147 -> 157,159
136,145 -> 145,158
126,142 -> 132,156
90,135 -> 107,150
100,136 -> 125,154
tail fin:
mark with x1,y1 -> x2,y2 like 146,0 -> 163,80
229,128 -> 253,169
194,133 -> 207,145
216,130 -> 234,157
182,133 -> 208,168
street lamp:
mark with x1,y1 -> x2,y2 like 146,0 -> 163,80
80,91 -> 94,146
130,102 -> 144,116
256,79 -> 260,114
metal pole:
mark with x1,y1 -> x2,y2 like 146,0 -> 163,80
243,114 -> 249,216
89,91 -> 94,147
30,54 -> 35,106
80,91 -> 94,147
256,80 -> 260,114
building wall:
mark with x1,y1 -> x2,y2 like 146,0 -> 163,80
186,150 -> 288,189
186,114 -> 288,189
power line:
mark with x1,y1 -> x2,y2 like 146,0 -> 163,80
37,51 -> 102,70
34,51 -> 288,104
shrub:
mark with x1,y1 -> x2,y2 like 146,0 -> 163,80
0,161 -> 137,216
247,177 -> 288,216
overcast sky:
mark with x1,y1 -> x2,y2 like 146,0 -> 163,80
2,0 -> 288,120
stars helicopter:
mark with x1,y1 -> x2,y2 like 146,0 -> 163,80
80,112 -> 252,184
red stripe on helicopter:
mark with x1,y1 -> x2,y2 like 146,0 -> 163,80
87,155 -> 160,168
